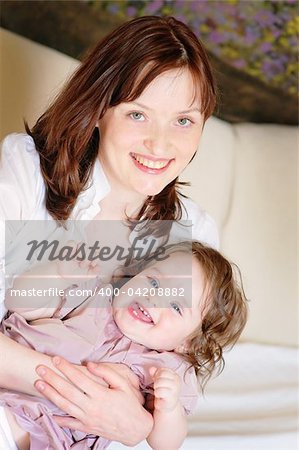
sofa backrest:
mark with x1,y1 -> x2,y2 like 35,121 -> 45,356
183,121 -> 297,346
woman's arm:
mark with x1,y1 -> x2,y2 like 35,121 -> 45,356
0,332 -> 63,395
0,335 -> 153,445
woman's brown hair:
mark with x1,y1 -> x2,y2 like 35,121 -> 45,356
26,16 -> 216,223
113,241 -> 248,390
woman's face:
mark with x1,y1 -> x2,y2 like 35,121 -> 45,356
98,68 -> 204,200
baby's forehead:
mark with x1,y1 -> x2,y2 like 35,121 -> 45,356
152,249 -> 193,271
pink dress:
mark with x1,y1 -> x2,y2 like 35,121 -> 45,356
0,278 -> 198,449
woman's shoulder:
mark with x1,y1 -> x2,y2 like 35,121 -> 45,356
0,133 -> 45,220
178,195 -> 219,249
1,133 -> 39,167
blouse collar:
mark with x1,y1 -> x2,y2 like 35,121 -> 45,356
71,158 -> 111,221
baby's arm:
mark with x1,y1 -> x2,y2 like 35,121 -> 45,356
146,367 -> 187,450
5,260 -> 70,320
5,257 -> 99,320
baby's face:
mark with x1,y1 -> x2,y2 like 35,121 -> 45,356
113,252 -> 205,351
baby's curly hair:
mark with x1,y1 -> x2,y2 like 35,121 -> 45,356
182,241 -> 248,389
113,240 -> 248,389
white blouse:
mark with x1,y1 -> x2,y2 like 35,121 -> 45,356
0,133 -> 219,318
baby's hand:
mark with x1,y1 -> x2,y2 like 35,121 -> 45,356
150,367 -> 181,412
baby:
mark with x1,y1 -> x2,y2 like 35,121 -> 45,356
0,241 -> 248,449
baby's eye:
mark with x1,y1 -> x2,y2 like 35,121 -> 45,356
130,112 -> 145,121
170,302 -> 182,315
148,277 -> 159,289
177,117 -> 192,127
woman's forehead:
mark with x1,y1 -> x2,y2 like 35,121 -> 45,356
132,67 -> 201,108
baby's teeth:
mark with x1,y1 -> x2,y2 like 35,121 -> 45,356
138,305 -> 150,318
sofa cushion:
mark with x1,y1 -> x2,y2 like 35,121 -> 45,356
181,116 -> 235,231
221,123 -> 297,346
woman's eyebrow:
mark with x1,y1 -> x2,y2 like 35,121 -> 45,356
178,108 -> 201,115
128,101 -> 201,115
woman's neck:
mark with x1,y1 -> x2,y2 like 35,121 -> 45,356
96,189 -> 146,221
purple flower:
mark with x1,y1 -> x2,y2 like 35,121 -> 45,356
107,4 -> 119,15
232,59 -> 247,70
175,15 -> 188,24
289,36 -> 298,47
244,26 -> 260,45
126,6 -> 137,17
145,0 -> 164,14
213,9 -> 228,25
173,0 -> 187,9
262,59 -> 284,79
254,10 -> 277,27
209,30 -> 228,44
260,42 -> 272,53
272,29 -> 282,39
188,1 -> 210,13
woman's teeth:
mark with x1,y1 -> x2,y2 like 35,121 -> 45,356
133,154 -> 168,169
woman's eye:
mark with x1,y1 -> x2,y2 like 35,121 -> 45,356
130,112 -> 145,121
148,277 -> 159,289
177,117 -> 191,127
170,302 -> 182,315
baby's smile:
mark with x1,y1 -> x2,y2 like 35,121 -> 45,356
128,302 -> 154,324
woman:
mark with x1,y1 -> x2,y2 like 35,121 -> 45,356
0,16 -> 218,447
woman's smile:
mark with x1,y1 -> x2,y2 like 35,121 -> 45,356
130,152 -> 174,174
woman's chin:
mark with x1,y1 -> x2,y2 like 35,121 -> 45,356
137,183 -> 169,197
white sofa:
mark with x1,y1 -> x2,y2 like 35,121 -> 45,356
1,29 -> 298,449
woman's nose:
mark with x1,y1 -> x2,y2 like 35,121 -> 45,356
143,128 -> 172,157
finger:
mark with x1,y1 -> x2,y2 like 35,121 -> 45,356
153,386 -> 173,399
86,362 -> 133,391
153,372 -> 177,384
154,380 -> 174,391
149,366 -> 158,379
50,357 -> 108,396
154,367 -> 175,377
35,360 -> 99,409
34,379 -> 84,419
53,416 -> 88,433
154,378 -> 176,390
85,362 -> 143,404
115,364 -> 140,389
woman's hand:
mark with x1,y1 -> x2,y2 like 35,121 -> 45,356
35,357 -> 153,446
